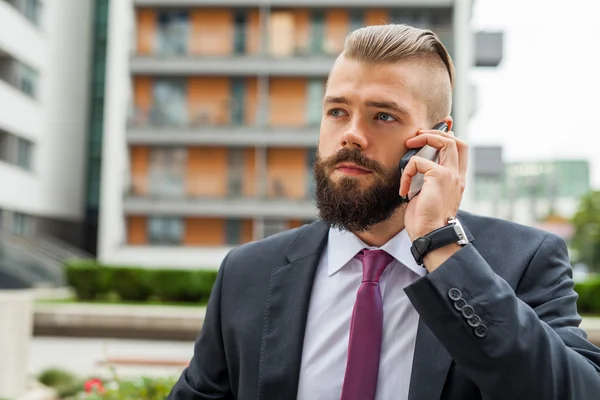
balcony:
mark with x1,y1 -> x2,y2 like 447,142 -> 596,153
0,73 -> 41,137
123,173 -> 318,219
130,19 -> 456,76
127,99 -> 322,147
131,26 -> 347,76
133,0 -> 454,7
0,0 -> 43,67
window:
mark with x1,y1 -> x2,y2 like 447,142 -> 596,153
16,62 -> 38,97
148,148 -> 187,197
228,148 -> 244,197
12,212 -> 33,236
263,219 -> 289,238
151,79 -> 187,126
0,130 -> 9,163
225,219 -> 242,245
230,78 -> 245,125
306,148 -> 317,199
156,11 -> 189,55
349,10 -> 363,32
310,11 -> 326,55
148,216 -> 183,245
16,137 -> 33,170
24,0 -> 41,26
0,129 -> 34,171
233,11 -> 247,54
306,79 -> 324,127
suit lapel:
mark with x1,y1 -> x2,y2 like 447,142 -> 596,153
257,221 -> 329,400
408,317 -> 453,400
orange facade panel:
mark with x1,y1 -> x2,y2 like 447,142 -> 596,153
245,77 -> 258,125
190,9 -> 234,56
185,218 -> 225,246
134,77 -> 152,116
130,146 -> 150,195
136,9 -> 156,55
269,78 -> 306,127
127,216 -> 147,245
188,77 -> 231,126
241,220 -> 254,243
246,9 -> 261,55
364,10 -> 389,25
294,10 -> 311,55
186,147 -> 228,197
290,220 -> 304,229
267,148 -> 307,199
325,10 -> 349,55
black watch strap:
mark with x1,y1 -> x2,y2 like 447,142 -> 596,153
410,218 -> 469,266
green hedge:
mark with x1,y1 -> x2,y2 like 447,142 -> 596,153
575,277 -> 600,314
65,260 -> 218,303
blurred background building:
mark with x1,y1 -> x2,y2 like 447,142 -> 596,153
98,0 -> 502,269
0,0 -> 94,287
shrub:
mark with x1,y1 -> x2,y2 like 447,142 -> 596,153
37,367 -> 83,398
64,260 -> 112,301
575,277 -> 600,313
64,260 -> 218,304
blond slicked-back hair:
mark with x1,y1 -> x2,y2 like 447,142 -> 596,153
341,24 -> 454,124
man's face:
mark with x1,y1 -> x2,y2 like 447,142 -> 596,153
314,57 -> 431,232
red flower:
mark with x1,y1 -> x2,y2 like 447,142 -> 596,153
84,378 -> 105,394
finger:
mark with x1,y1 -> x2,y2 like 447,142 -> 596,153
418,129 -> 469,179
399,156 -> 439,197
405,133 -> 459,171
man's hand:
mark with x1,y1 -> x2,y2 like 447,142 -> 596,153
399,128 -> 469,272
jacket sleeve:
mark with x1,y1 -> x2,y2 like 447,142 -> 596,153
167,253 -> 234,400
404,233 -> 600,400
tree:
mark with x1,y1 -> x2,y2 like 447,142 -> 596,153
571,190 -> 600,273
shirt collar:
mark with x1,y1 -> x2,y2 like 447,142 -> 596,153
327,227 -> 426,278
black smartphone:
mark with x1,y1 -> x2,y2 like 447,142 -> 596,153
398,122 -> 449,201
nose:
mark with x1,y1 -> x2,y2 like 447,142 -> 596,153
340,126 -> 368,150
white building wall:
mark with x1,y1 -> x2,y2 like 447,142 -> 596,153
36,0 -> 93,219
0,0 -> 93,223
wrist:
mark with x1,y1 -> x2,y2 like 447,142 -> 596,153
409,216 -> 470,269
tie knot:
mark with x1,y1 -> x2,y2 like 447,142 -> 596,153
355,249 -> 394,282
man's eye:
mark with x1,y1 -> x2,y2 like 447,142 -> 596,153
376,113 -> 396,122
328,109 -> 347,117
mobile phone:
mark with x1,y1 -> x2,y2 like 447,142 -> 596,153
398,121 -> 449,201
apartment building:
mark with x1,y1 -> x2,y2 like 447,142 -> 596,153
99,0 -> 487,268
0,0 -> 93,246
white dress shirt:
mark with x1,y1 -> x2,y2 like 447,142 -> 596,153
296,227 -> 426,400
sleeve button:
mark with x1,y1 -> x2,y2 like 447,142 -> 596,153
448,288 -> 462,301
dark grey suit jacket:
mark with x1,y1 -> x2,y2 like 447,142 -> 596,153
168,210 -> 600,399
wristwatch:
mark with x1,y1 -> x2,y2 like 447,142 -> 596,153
410,216 -> 470,266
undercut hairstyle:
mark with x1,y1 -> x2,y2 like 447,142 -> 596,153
340,24 -> 455,124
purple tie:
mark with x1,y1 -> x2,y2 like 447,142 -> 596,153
340,249 -> 394,400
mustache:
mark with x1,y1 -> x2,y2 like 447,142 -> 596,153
320,148 -> 385,174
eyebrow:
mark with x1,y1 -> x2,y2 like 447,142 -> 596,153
323,96 -> 410,117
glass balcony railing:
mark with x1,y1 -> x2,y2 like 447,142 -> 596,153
128,98 -> 323,130
134,26 -> 354,58
129,99 -> 253,129
126,174 -> 316,202
134,22 -> 454,59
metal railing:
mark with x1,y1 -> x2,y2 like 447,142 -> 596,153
0,230 -> 93,288
134,27 -> 352,58
126,174 -> 316,202
128,98 -> 323,130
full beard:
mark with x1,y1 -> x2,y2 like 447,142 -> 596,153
313,148 -> 407,233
